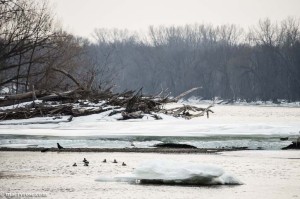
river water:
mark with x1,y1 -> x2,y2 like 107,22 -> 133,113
1,104 -> 300,149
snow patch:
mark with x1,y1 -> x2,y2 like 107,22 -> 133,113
0,116 -> 71,125
96,160 -> 242,185
180,96 -> 300,107
0,144 -> 38,148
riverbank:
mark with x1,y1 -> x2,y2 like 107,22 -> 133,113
1,104 -> 300,138
0,147 -> 247,153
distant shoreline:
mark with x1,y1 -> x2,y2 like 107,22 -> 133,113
0,147 -> 249,154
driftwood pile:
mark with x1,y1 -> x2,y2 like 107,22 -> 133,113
161,104 -> 214,119
0,87 -> 213,122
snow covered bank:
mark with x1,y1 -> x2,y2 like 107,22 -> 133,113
180,97 -> 300,107
96,160 -> 242,185
0,144 -> 38,148
0,103 -> 299,138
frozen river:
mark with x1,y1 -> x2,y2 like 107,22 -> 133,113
0,104 -> 299,149
0,150 -> 299,199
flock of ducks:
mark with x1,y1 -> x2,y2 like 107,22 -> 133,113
51,143 -> 128,167
72,158 -> 127,167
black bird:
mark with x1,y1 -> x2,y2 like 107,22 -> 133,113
122,162 -> 126,166
73,163 -> 77,167
41,148 -> 49,153
57,143 -> 64,150
113,159 -> 118,163
102,159 -> 107,163
83,158 -> 89,163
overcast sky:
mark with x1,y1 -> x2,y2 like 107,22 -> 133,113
49,0 -> 300,39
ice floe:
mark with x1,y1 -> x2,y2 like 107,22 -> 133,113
96,160 -> 242,185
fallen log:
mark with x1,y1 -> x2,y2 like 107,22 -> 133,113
0,87 -> 214,121
4,90 -> 47,101
0,115 -> 73,125
0,98 -> 34,107
161,104 -> 214,119
51,67 -> 82,89
0,103 -> 114,121
72,107 -> 113,117
173,87 -> 201,101
119,111 -> 144,120
153,143 -> 197,149
151,114 -> 162,120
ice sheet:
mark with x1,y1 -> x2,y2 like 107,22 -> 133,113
96,160 -> 242,185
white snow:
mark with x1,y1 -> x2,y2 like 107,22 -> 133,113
0,100 -> 44,110
0,87 -> 10,94
0,103 -> 299,137
180,96 -> 300,107
0,144 -> 38,148
0,116 -> 71,125
96,160 -> 242,185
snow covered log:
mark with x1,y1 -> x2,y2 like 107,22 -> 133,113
162,104 -> 214,119
0,103 -> 114,120
0,87 -> 213,121
3,90 -> 48,101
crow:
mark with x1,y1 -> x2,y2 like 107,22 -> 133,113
57,143 -> 64,150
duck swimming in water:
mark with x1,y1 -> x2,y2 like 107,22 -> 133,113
73,163 -> 77,167
122,162 -> 126,166
113,159 -> 118,163
102,159 -> 107,163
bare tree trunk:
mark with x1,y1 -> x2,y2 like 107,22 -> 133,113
16,53 -> 22,94
25,42 -> 37,92
51,67 -> 83,89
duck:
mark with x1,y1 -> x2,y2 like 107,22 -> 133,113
83,158 -> 89,163
73,163 -> 77,167
122,162 -> 126,166
113,159 -> 118,163
102,159 -> 107,163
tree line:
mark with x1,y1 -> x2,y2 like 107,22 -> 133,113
94,19 -> 300,102
1,0 -> 300,101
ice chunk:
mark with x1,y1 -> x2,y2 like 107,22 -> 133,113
96,160 -> 242,185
